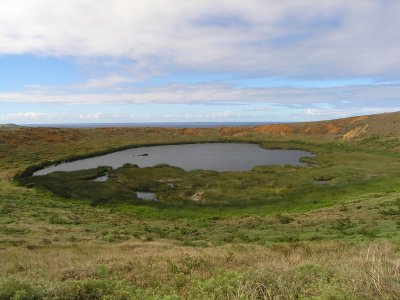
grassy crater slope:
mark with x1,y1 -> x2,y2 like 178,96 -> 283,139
0,112 -> 400,299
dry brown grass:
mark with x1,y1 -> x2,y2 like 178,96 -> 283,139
0,239 -> 399,299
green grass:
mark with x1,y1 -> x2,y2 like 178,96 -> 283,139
1,127 -> 400,299
19,140 -> 400,219
7,139 -> 400,248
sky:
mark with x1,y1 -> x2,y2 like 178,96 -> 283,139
1,0 -> 400,124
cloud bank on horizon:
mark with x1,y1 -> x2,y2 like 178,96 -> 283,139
1,0 -> 399,123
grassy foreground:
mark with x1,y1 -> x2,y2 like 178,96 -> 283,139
1,117 -> 400,299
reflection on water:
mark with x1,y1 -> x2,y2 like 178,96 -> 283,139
136,192 -> 158,201
91,175 -> 108,182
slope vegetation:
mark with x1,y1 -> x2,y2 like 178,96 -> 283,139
0,112 -> 400,299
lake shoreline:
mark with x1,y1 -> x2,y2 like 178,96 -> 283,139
15,139 -> 314,180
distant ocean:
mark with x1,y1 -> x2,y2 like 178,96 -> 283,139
21,122 -> 282,128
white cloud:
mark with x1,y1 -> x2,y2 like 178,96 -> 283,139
77,74 -> 136,89
0,110 -> 248,123
2,1 -> 400,123
1,1 -> 400,78
0,112 -> 137,123
300,106 -> 400,120
3,106 -> 399,124
0,83 -> 399,106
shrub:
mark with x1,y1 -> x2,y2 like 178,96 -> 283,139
51,279 -> 135,300
0,277 -> 43,300
276,214 -> 294,224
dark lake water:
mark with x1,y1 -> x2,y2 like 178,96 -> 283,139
33,143 -> 313,176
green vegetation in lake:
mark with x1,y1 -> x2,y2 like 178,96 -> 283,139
19,140 -> 400,216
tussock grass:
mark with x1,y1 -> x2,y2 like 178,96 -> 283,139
1,125 -> 400,298
0,242 -> 399,299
